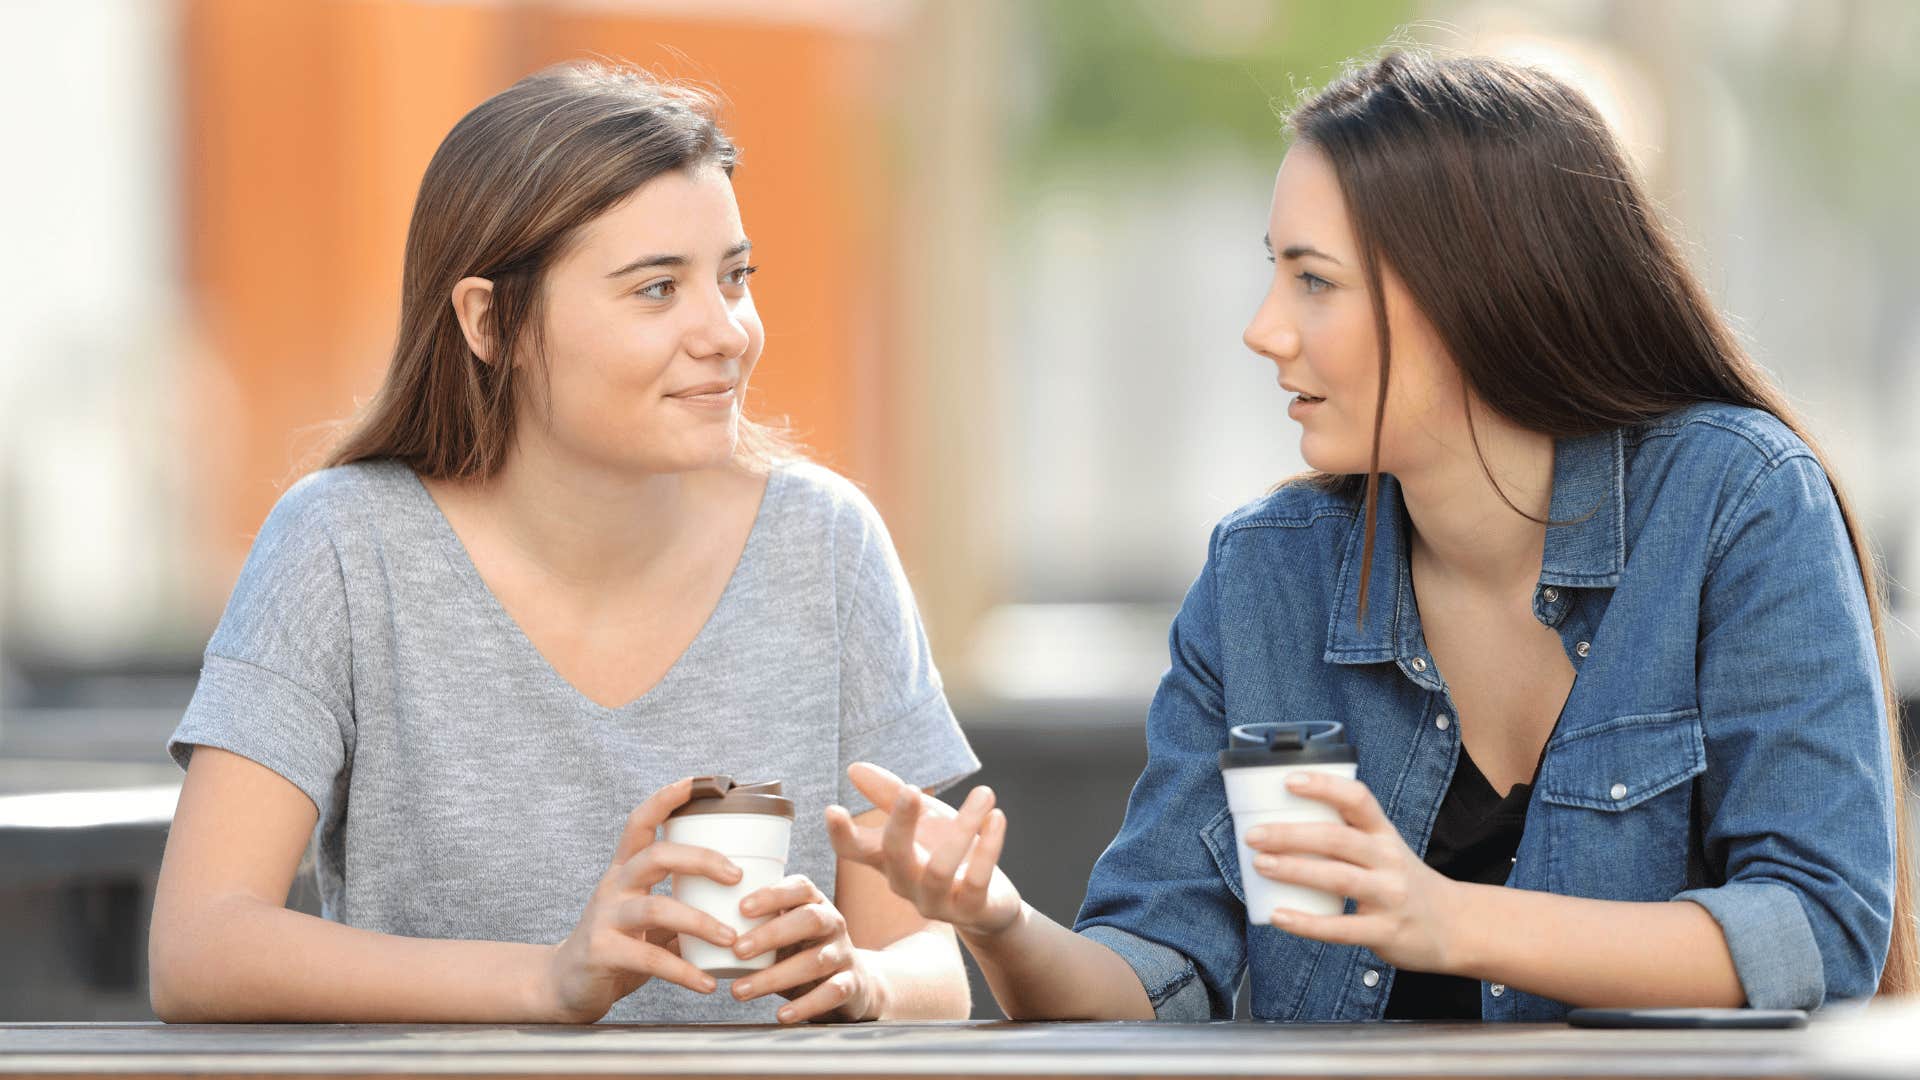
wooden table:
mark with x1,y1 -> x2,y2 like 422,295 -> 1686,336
0,1020 -> 1840,1079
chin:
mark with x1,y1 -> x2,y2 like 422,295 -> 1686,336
1298,436 -> 1365,476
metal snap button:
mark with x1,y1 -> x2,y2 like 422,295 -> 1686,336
1410,657 -> 1428,672
1435,714 -> 1451,731
1542,587 -> 1559,603
1575,641 -> 1591,657
1490,983 -> 1506,997
1610,782 -> 1628,801
1362,969 -> 1381,988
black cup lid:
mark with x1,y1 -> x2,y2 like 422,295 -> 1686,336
1220,722 -> 1356,769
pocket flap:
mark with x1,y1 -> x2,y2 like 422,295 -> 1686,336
1537,708 -> 1705,811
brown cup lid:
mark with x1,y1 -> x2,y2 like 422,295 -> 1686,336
667,775 -> 795,819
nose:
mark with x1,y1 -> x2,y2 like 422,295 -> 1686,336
684,283 -> 752,361
1242,287 -> 1300,367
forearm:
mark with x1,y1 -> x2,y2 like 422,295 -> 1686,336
855,924 -> 971,1019
151,894 -> 553,1022
959,903 -> 1156,1020
1448,883 -> 1744,1007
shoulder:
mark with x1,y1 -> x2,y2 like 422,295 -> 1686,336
1628,402 -> 1816,474
1624,403 -> 1843,567
264,459 -> 417,539
765,460 -> 894,555
1207,475 -> 1363,566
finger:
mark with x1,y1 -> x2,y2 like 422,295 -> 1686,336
596,930 -> 719,995
735,936 -> 850,1003
739,874 -> 827,921
923,786 -> 995,887
1269,908 -> 1390,948
774,970 -> 858,1024
611,894 -> 738,949
610,777 -> 696,867
845,762 -> 907,813
1252,853 -> 1378,903
1286,773 -> 1392,832
956,807 -> 1006,900
733,901 -> 841,966
619,840 -> 743,893
1244,821 -> 1374,864
825,804 -> 886,867
879,785 -> 928,894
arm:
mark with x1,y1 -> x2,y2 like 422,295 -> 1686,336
151,752 -> 742,1023
1245,770 -> 1743,1007
1450,886 -> 1740,1006
150,747 -> 553,1021
826,764 -> 1154,1020
835,807 -> 971,1019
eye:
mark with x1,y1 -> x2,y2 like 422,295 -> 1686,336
1296,270 -> 1332,295
724,264 -> 760,288
638,278 -> 677,300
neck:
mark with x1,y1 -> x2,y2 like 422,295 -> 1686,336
1396,404 -> 1556,592
473,433 -> 717,589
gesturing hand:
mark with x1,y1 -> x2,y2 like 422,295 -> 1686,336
825,762 -> 1023,942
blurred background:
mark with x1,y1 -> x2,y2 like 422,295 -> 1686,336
2,0 -> 1917,1020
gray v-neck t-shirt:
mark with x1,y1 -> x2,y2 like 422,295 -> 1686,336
167,458 -> 979,1023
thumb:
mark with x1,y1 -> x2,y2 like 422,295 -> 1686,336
611,776 -> 695,868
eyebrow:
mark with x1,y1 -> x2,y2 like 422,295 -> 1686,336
1263,235 -> 1343,265
606,239 -> 753,278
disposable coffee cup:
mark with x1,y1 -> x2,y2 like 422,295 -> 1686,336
662,775 -> 795,978
1220,722 -> 1359,925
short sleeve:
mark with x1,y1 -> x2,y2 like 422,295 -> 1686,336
167,473 -> 356,815
828,478 -> 979,814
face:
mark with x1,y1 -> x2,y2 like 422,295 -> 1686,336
518,164 -> 762,474
1242,142 -> 1461,476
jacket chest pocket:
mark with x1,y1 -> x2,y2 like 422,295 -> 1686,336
1537,708 -> 1705,901
1203,806 -> 1331,1021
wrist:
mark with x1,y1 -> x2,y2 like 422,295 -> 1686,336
1438,879 -> 1489,979
521,943 -> 566,1022
957,900 -> 1029,957
854,948 -> 892,1020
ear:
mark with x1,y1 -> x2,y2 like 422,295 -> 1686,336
450,277 -> 496,364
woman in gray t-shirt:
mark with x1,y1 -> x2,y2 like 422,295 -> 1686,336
150,62 -> 978,1026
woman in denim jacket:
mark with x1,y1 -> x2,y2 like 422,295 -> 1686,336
830,50 -> 1914,1019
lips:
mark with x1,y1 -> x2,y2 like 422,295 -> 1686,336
669,381 -> 737,399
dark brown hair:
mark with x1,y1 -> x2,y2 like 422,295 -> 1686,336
1286,49 -> 1913,995
324,60 -> 794,478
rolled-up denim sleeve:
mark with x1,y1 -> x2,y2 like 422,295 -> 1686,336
1073,523 -> 1246,1020
1678,453 -> 1897,1008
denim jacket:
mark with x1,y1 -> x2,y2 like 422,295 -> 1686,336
1074,402 -> 1897,1020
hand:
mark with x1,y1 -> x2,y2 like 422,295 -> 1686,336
825,762 -> 1022,942
1244,771 -> 1465,974
727,875 -> 878,1023
537,777 -> 743,1023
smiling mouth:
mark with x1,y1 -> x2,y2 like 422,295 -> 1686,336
1294,393 -> 1325,404
669,382 -> 738,400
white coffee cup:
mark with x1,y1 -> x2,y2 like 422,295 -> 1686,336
661,777 -> 795,978
1220,722 -> 1360,925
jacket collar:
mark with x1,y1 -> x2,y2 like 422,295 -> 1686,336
1322,427 -> 1626,668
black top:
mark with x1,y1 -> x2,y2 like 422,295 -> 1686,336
1382,746 -> 1534,1020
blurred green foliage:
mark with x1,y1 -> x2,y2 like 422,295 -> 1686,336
1011,0 -> 1416,171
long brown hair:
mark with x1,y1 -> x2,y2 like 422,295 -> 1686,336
1285,49 -> 1914,995
324,60 -> 795,478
